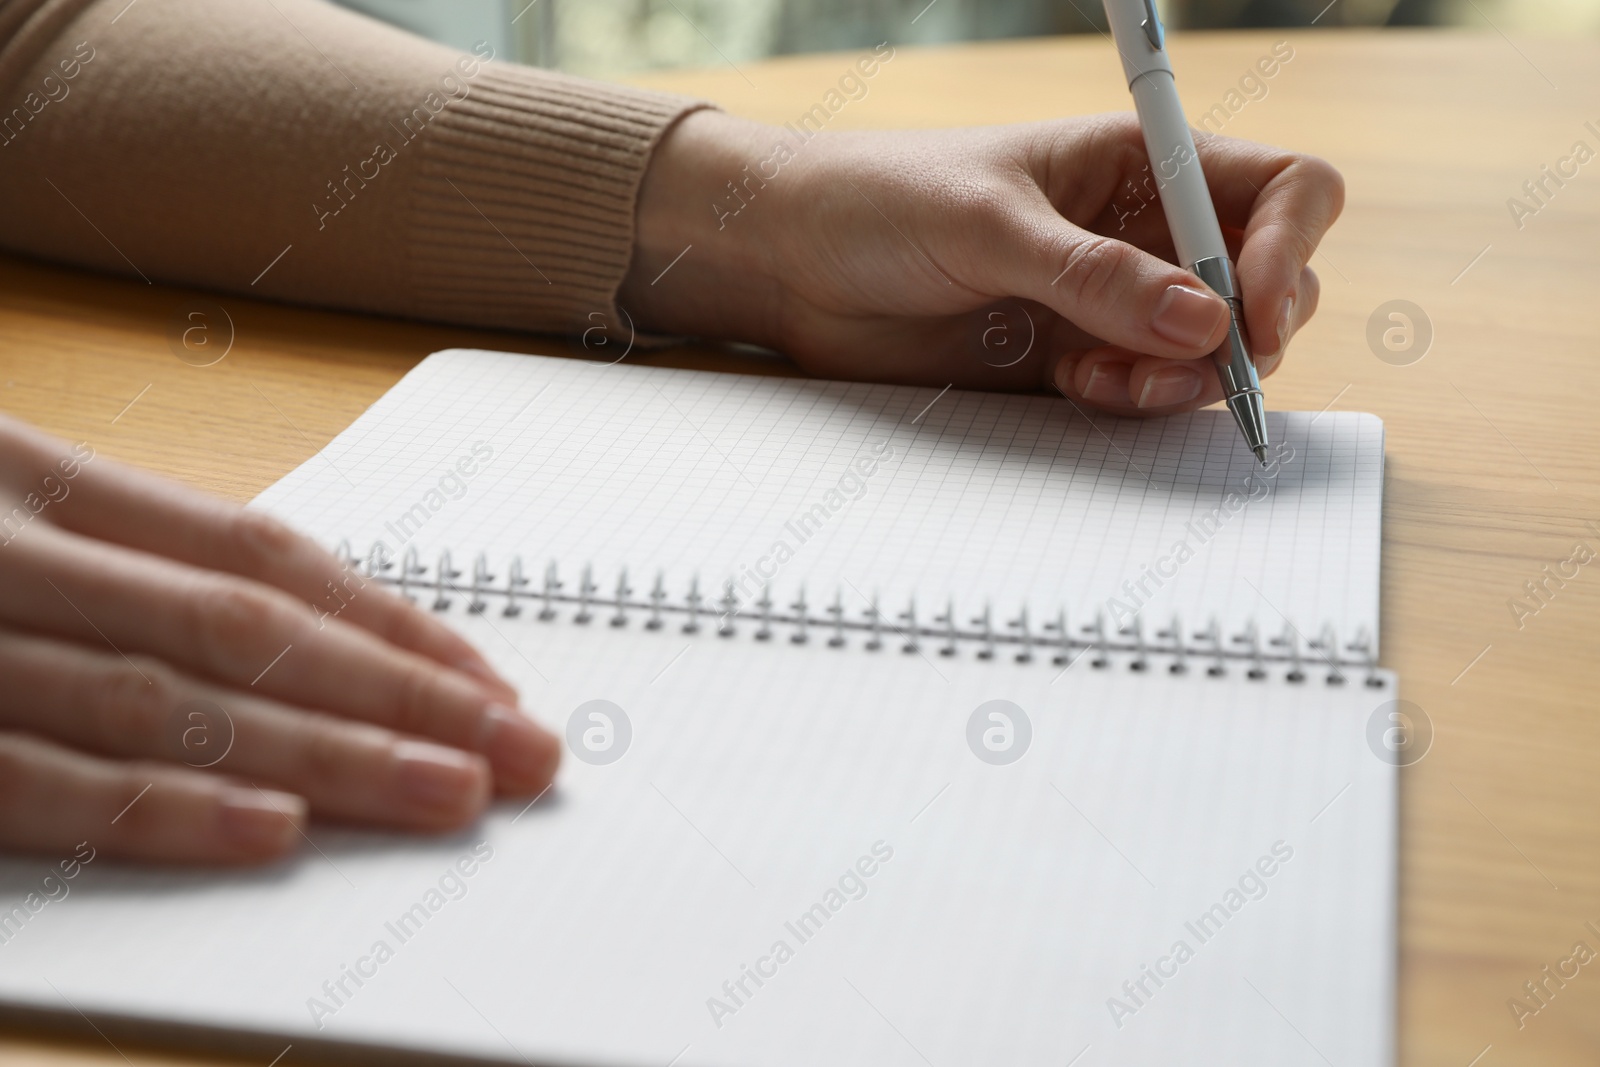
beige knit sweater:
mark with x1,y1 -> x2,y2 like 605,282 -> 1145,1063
0,0 -> 706,333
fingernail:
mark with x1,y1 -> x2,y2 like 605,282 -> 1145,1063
1080,360 -> 1132,406
395,740 -> 487,811
479,704 -> 561,791
219,789 -> 303,853
1137,366 -> 1204,409
1275,295 -> 1295,353
1152,284 -> 1228,349
1051,355 -> 1077,398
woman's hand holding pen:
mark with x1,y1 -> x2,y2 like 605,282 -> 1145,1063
622,110 -> 1343,416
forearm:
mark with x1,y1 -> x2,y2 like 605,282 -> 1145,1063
0,0 -> 706,334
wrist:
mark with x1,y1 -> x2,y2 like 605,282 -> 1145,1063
619,109 -> 790,347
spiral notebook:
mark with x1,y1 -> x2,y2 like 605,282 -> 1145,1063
0,350 -> 1397,1067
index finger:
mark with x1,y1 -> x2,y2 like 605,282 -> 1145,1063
0,417 -> 517,705
1,524 -> 558,796
1196,134 -> 1345,357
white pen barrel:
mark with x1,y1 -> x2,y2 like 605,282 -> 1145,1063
1128,70 -> 1227,270
1102,0 -> 1228,270
1103,0 -> 1268,458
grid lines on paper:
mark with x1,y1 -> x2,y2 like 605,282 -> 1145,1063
253,350 -> 1384,644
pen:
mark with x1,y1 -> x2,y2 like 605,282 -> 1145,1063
1102,0 -> 1269,465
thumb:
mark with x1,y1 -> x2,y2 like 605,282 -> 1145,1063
993,203 -> 1231,360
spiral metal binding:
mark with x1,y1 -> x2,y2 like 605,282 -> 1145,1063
899,599 -> 919,655
433,551 -> 458,612
468,554 -> 492,615
1160,615 -> 1187,676
1126,616 -> 1149,673
683,576 -> 703,634
936,599 -> 957,658
539,562 -> 561,621
332,544 -> 1385,686
1276,623 -> 1305,684
1055,610 -> 1074,667
972,604 -> 995,661
646,573 -> 666,630
1238,620 -> 1267,681
1200,618 -> 1226,678
755,585 -> 774,642
790,587 -> 809,645
503,556 -> 528,617
574,565 -> 597,625
1089,613 -> 1110,669
718,581 -> 738,638
864,594 -> 883,652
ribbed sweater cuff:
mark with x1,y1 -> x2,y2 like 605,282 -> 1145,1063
411,65 -> 709,335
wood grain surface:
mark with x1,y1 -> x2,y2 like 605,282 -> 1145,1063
2,26 -> 1598,1067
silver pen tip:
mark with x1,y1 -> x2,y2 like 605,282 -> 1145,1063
1252,445 -> 1268,466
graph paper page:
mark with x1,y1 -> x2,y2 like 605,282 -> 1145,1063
0,349 -> 1395,1066
253,349 -> 1385,643
0,613 -> 1396,1067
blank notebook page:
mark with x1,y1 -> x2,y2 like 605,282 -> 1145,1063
253,349 -> 1384,643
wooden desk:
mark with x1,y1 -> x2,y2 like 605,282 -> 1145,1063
2,27 -> 1598,1067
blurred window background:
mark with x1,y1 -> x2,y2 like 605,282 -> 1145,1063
334,0 -> 1600,79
